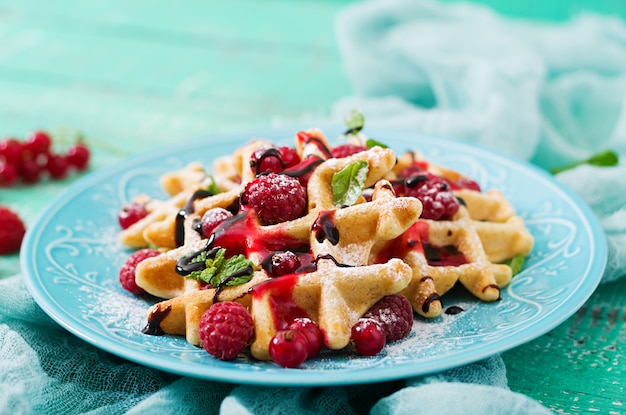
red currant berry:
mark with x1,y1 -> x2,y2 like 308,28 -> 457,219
118,203 -> 148,229
0,162 -> 18,187
18,159 -> 42,184
250,147 -> 284,175
289,318 -> 323,358
455,177 -> 481,192
45,153 -> 69,179
351,318 -> 386,356
200,207 -> 233,237
269,329 -> 309,368
66,143 -> 90,171
25,131 -> 52,156
267,250 -> 301,277
0,139 -> 23,165
277,146 -> 300,169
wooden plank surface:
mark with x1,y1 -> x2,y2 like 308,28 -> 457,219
1,1 -> 624,413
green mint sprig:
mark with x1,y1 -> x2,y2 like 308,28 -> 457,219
550,150 -> 619,174
365,138 -> 389,149
187,248 -> 253,287
343,110 -> 365,135
332,160 -> 369,207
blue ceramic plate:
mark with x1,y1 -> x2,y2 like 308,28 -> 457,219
21,126 -> 607,386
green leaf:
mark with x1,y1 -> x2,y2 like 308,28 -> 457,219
186,248 -> 253,287
365,138 -> 389,149
332,160 -> 369,207
551,150 -> 619,174
505,254 -> 526,277
206,175 -> 221,195
344,110 -> 365,135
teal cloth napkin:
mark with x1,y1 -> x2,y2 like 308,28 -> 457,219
2,0 -> 625,414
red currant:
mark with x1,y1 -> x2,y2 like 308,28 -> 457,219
45,153 -> 69,179
66,143 -> 90,171
269,329 -> 309,368
18,159 -> 42,184
0,162 -> 18,187
118,203 -> 148,229
351,318 -> 386,356
0,139 -> 23,165
289,318 -> 323,358
24,131 -> 52,156
200,208 -> 233,237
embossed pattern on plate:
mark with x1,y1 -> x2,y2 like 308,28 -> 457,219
21,127 -> 607,386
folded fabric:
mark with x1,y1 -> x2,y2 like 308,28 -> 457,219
333,0 -> 626,283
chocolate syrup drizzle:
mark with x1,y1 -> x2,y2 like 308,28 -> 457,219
312,211 -> 340,245
175,189 -> 214,247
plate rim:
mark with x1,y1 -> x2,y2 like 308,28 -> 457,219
20,125 -> 608,386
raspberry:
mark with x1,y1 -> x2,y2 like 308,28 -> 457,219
198,301 -> 254,360
331,144 -> 367,159
119,248 -> 160,295
265,250 -> 301,277
403,173 -> 460,220
269,329 -> 309,368
200,207 -> 233,237
240,173 -> 307,225
364,294 -> 413,342
351,318 -> 386,356
0,206 -> 26,255
289,317 -> 323,358
118,202 -> 148,229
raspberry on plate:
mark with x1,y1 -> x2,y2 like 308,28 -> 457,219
240,173 -> 307,225
402,173 -> 460,220
198,301 -> 254,360
0,206 -> 26,255
119,248 -> 161,295
364,294 -> 414,342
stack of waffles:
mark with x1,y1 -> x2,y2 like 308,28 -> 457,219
118,128 -> 534,361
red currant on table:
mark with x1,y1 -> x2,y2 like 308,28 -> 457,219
24,131 -> 52,156
0,162 -> 18,187
0,206 -> 26,255
0,139 -> 23,165
66,143 -> 90,171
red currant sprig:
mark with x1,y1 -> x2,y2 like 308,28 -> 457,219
0,131 -> 91,187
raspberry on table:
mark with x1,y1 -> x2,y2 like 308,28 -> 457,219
0,206 -> 26,255
364,294 -> 414,342
119,248 -> 161,295
198,301 -> 254,360
240,173 -> 307,225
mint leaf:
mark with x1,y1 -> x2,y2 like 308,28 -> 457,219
504,254 -> 526,276
189,248 -> 226,283
365,138 -> 388,149
206,175 -> 221,195
551,150 -> 619,174
344,110 -> 365,135
186,248 -> 253,287
332,160 -> 369,207
218,254 -> 254,286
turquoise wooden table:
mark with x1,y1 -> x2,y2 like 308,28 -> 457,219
1,1 -> 624,414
